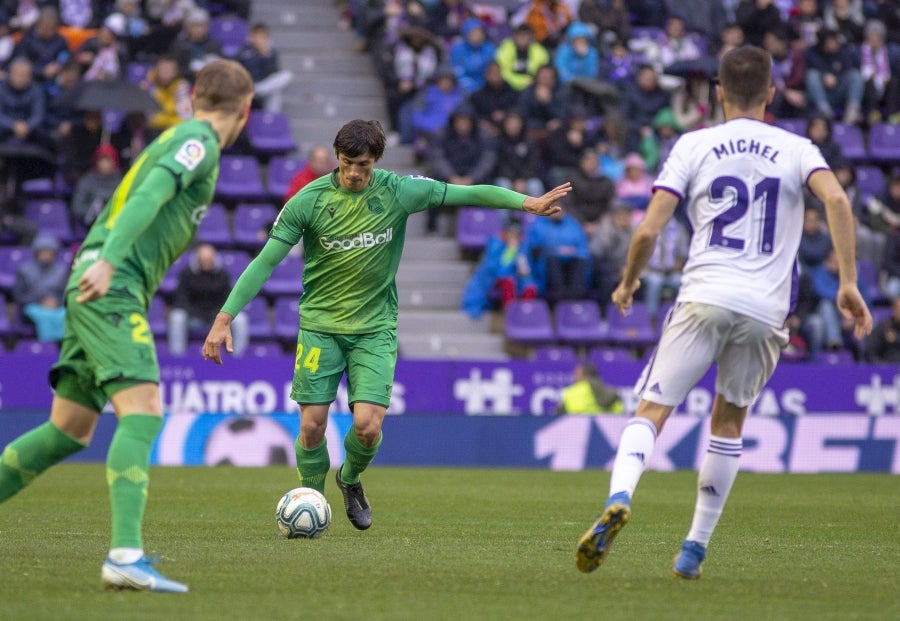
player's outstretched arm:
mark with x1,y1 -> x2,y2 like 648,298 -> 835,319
521,182 -> 571,216
442,182 -> 570,215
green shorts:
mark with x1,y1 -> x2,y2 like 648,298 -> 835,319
291,328 -> 397,409
50,289 -> 159,411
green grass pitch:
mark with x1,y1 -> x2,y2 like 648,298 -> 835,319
0,465 -> 897,621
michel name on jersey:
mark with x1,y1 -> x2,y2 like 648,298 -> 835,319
711,138 -> 780,163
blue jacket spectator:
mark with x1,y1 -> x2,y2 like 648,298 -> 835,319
401,67 -> 465,144
523,211 -> 591,300
553,22 -> 599,85
462,220 -> 537,319
0,58 -> 47,145
449,18 -> 496,94
13,8 -> 71,82
804,28 -> 864,124
620,64 -> 670,150
799,206 -> 834,273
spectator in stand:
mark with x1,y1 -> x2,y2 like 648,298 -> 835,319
401,65 -> 465,147
665,0 -> 727,40
110,111 -> 149,169
237,22 -> 294,113
629,0 -> 667,29
70,143 -> 123,231
833,158 -> 887,268
469,61 -> 518,137
543,105 -> 594,189
554,21 -> 616,116
168,243 -> 249,357
823,0 -> 865,47
135,0 -> 191,58
9,0 -> 40,32
493,110 -> 544,200
555,362 -> 623,415
620,64 -> 671,152
566,148 -> 615,236
426,0 -> 473,42
461,218 -> 537,319
169,8 -> 222,81
790,0 -> 824,49
596,110 -> 628,180
860,19 -> 900,125
495,23 -> 550,91
426,101 -> 497,233
449,17 -> 495,94
57,108 -> 102,186
589,198 -> 634,305
517,63 -> 568,137
115,0 -> 150,40
142,54 -> 192,138
805,28 -> 864,124
523,0 -> 572,50
0,57 -> 47,148
764,24 -> 808,119
0,11 -> 15,77
811,248 -> 868,351
658,14 -> 703,72
639,217 -> 689,320
284,145 -> 336,202
784,272 -> 826,360
75,13 -> 128,81
383,24 -> 442,136
799,205 -> 834,272
864,294 -> 900,363
735,0 -> 784,47
42,58 -> 81,148
805,113 -> 844,167
524,209 -> 590,301
13,7 -> 70,83
874,0 -> 900,46
12,233 -> 67,342
882,229 -> 900,299
865,170 -> 900,239
578,0 -> 630,46
599,36 -> 638,91
642,107 -> 681,172
616,153 -> 654,207
58,0 -> 101,29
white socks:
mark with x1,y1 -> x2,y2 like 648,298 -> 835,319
608,417 -> 658,499
108,547 -> 143,564
685,436 -> 742,546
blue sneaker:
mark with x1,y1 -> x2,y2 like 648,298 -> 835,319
672,540 -> 706,579
574,491 -> 631,573
101,556 -> 188,593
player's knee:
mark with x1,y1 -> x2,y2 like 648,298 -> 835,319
354,421 -> 382,447
300,418 -> 327,445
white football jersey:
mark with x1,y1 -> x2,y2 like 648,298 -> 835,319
654,118 -> 829,328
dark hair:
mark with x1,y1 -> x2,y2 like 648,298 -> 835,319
717,46 -> 772,110
578,363 -> 600,379
192,59 -> 255,114
333,119 -> 386,160
250,22 -> 269,33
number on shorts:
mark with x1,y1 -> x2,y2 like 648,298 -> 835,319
295,344 -> 321,374
708,176 -> 779,254
129,313 -> 151,344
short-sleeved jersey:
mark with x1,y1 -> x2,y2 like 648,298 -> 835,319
654,118 -> 829,328
68,119 -> 221,307
270,169 -> 447,334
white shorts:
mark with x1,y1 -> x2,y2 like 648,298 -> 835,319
634,302 -> 789,408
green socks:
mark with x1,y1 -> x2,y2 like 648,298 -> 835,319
107,414 -> 162,550
295,437 -> 329,493
339,430 -> 381,485
0,421 -> 86,503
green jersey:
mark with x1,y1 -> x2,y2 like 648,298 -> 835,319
68,119 -> 221,307
270,169 -> 446,334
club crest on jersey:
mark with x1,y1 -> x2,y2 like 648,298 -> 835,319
191,204 -> 209,224
174,139 -> 206,171
367,197 -> 385,214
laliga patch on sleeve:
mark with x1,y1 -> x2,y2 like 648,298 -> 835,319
174,139 -> 207,171
409,174 -> 434,181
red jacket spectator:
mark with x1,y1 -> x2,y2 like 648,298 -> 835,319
284,145 -> 336,202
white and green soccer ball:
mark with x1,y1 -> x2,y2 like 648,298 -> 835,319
276,487 -> 331,539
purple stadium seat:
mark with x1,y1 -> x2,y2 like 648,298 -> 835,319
12,339 -> 59,355
456,207 -> 503,252
855,165 -> 885,200
867,123 -> 900,163
588,346 -> 636,366
266,157 -> 305,201
244,297 -> 274,340
215,155 -> 267,202
196,203 -> 232,246
148,296 -> 167,336
20,176 -> 54,197
261,254 -> 304,298
820,349 -> 856,365
831,122 -> 867,162
555,299 -> 606,345
0,246 -> 32,293
246,342 -> 284,357
605,302 -> 657,347
102,109 -> 126,134
857,259 -> 884,304
158,253 -> 190,298
631,27 -> 663,43
871,305 -> 892,326
233,203 -> 277,248
273,296 -> 300,340
504,299 -> 555,344
533,345 -> 578,363
247,111 -> 298,157
125,62 -> 151,85
25,199 -> 74,243
219,249 -> 251,283
775,117 -> 807,136
208,16 -> 248,57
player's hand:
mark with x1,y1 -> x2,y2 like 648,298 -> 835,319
611,280 -> 641,316
836,284 -> 872,340
522,182 -> 571,216
203,312 -> 235,365
76,259 -> 115,303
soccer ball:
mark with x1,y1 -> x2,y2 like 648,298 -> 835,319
275,487 -> 331,539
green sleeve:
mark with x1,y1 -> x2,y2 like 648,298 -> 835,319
220,237 -> 293,317
443,184 -> 527,210
99,167 -> 177,267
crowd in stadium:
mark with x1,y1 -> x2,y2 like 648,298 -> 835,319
1,0 -> 898,364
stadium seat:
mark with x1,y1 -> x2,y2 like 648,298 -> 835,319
12,339 -> 58,355
246,342 -> 284,357
148,296 -> 167,336
244,297 -> 274,340
775,118 -> 807,136
219,249 -> 251,283
125,62 -> 151,85
456,207 -> 503,252
831,122 -> 867,162
533,345 -> 578,363
0,246 -> 32,294
25,199 -> 74,243
158,253 -> 190,298
196,203 -> 232,246
820,349 -> 856,365
855,165 -> 885,201
871,304 -> 892,326
102,109 -> 126,134
0,296 -> 13,337
273,296 -> 300,340
215,155 -> 267,202
246,111 -> 298,157
554,299 -> 606,345
208,16 -> 248,57
857,259 -> 884,305
504,299 -> 555,344
589,346 -> 636,365
605,302 -> 656,347
261,254 -> 304,298
233,203 -> 277,249
867,123 -> 900,163
266,156 -> 305,200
